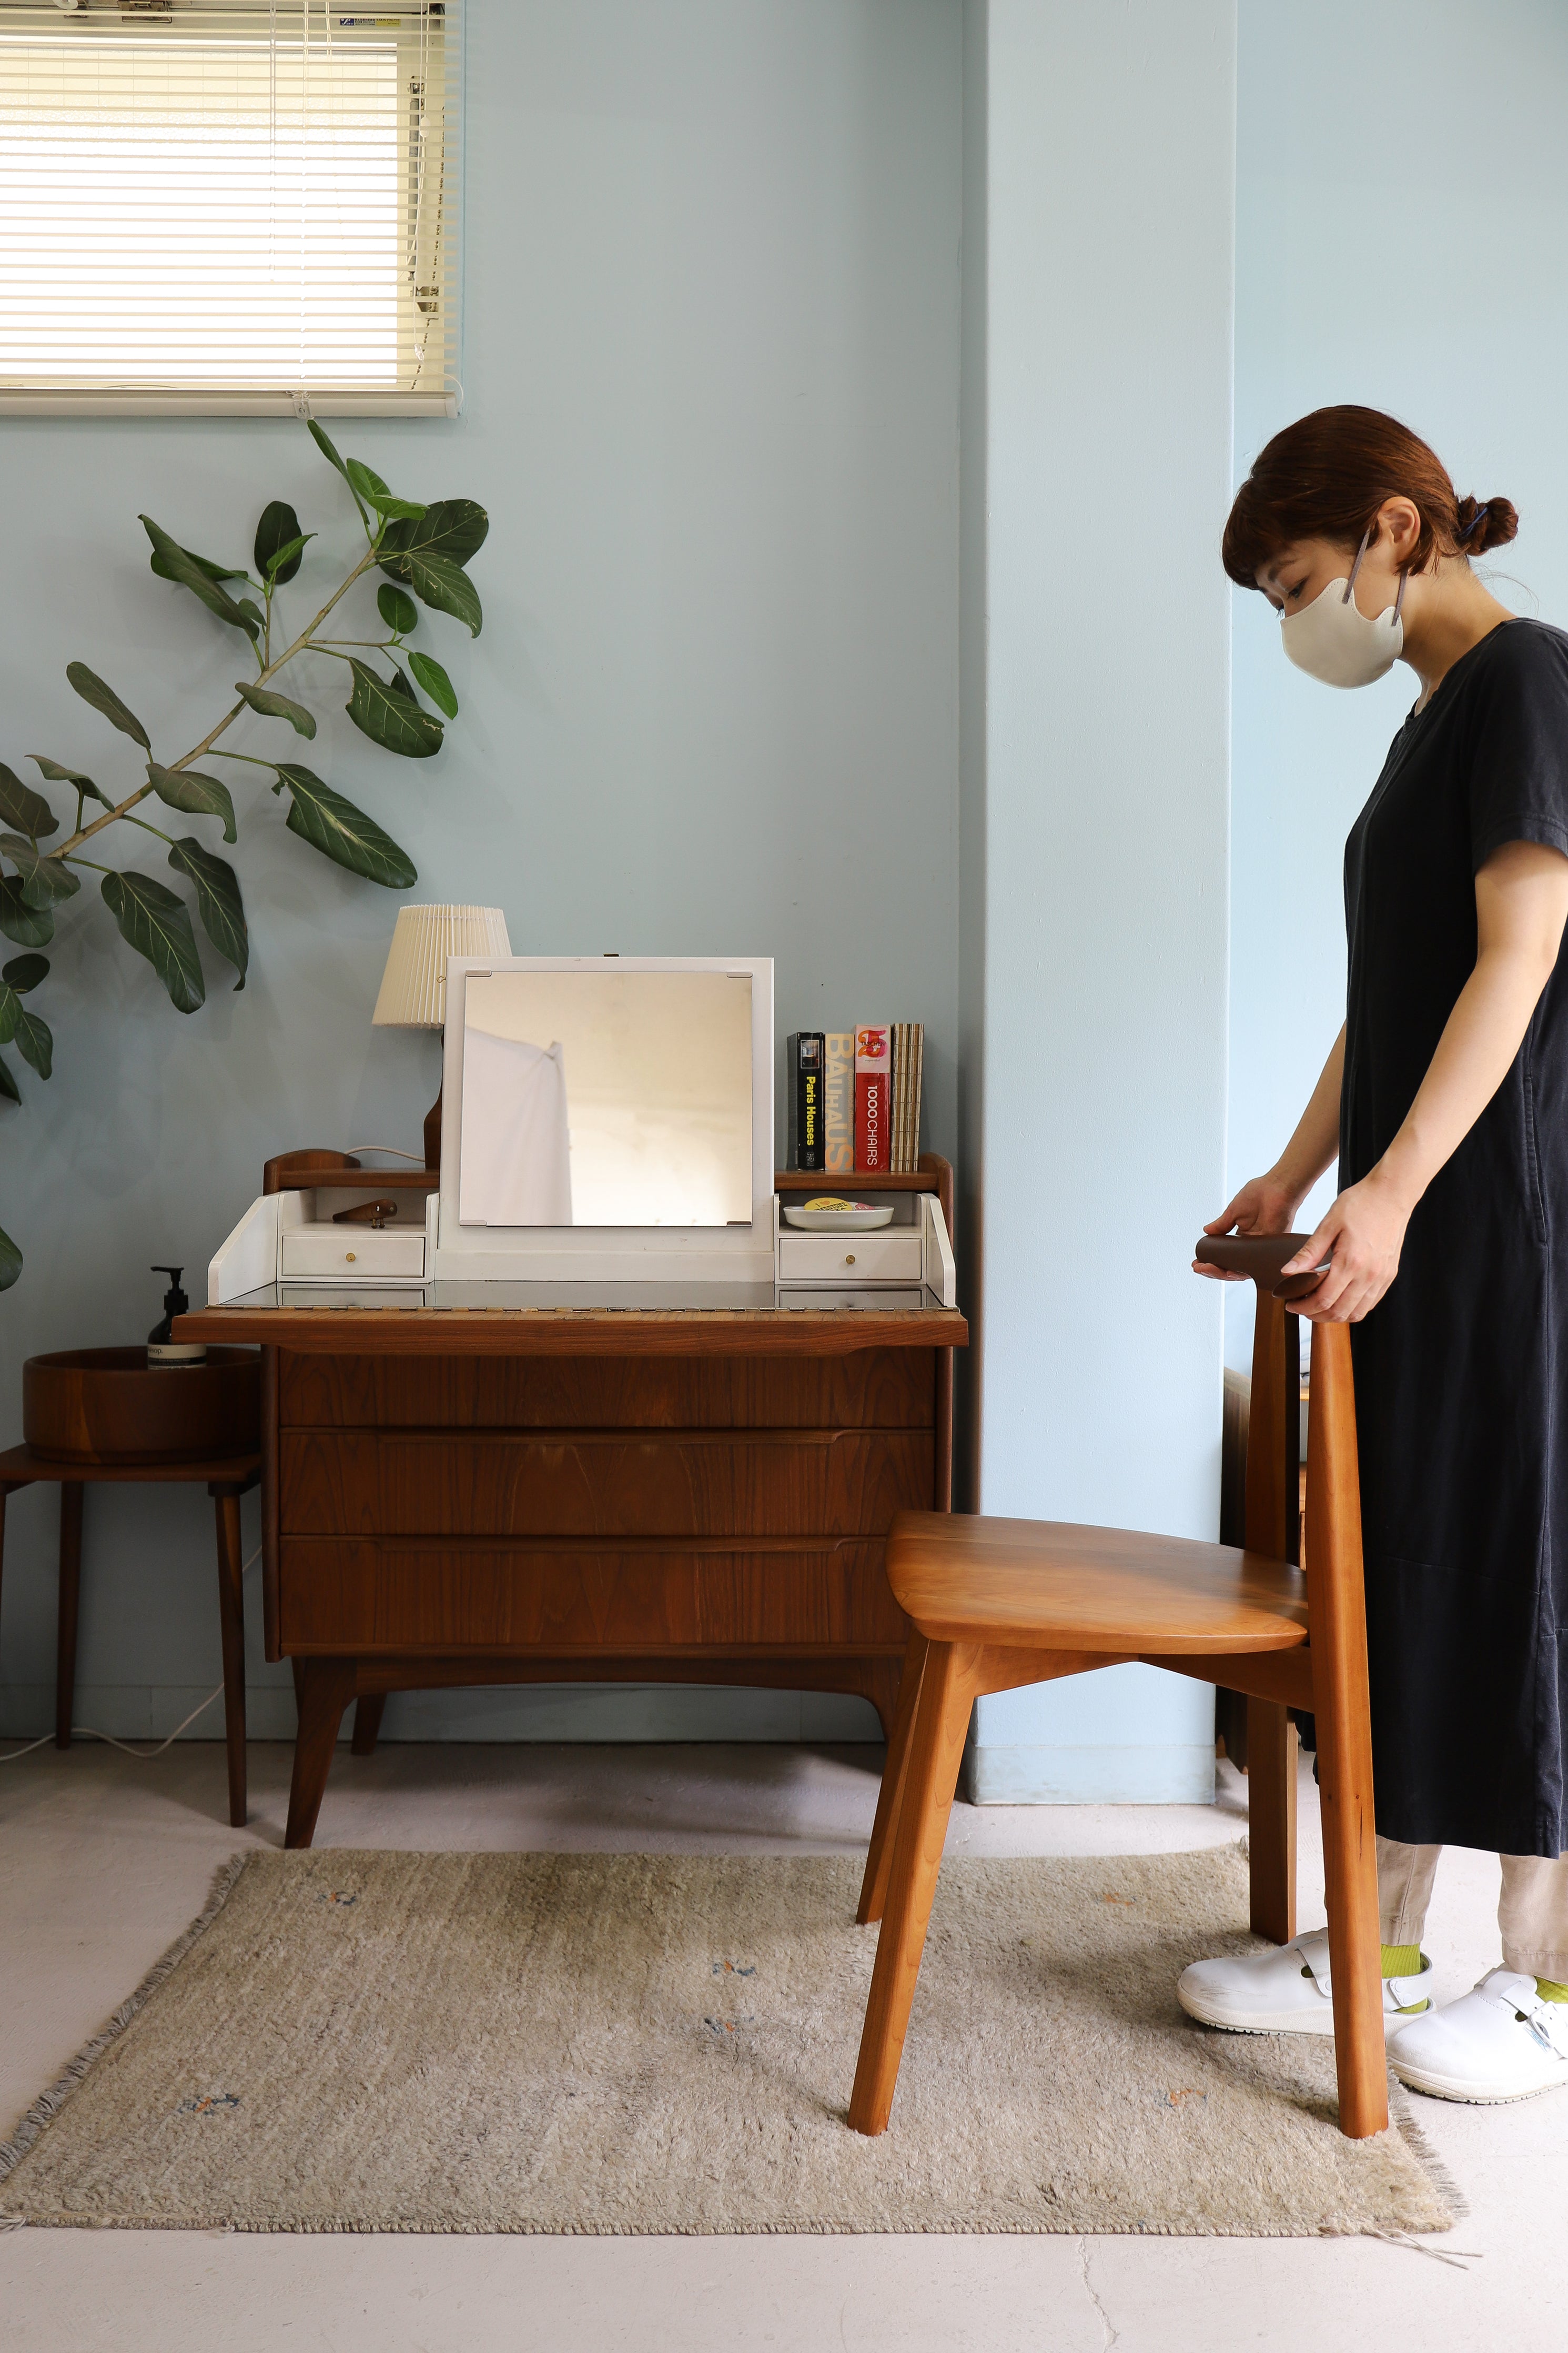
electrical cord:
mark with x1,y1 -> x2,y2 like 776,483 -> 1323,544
340,1144 -> 427,1162
0,1544 -> 262,1764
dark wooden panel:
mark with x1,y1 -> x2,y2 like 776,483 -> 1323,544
279,1537 -> 910,1652
280,1350 -> 937,1432
280,1428 -> 933,1539
186,1306 -> 966,1356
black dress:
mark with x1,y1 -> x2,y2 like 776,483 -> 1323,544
1342,618 -> 1568,1859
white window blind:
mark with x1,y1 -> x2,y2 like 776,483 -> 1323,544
0,0 -> 458,414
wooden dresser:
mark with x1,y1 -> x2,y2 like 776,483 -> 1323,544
183,1158 -> 965,1846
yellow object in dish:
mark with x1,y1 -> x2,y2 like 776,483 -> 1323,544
802,1196 -> 873,1212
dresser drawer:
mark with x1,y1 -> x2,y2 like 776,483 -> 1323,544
776,1233 -> 924,1284
279,1536 -> 909,1651
280,1226 -> 427,1280
280,1427 -> 934,1537
279,1349 -> 939,1431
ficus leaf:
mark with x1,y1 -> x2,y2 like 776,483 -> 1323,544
345,658 -> 444,758
3,953 -> 48,993
345,461 -> 426,524
100,870 -> 205,1014
254,499 -> 308,582
147,764 -> 238,845
29,757 -> 110,810
379,498 -> 489,570
149,545 -> 248,585
67,662 -> 151,750
12,1004 -> 51,1080
0,762 -> 59,838
401,552 -> 482,638
0,1060 -> 19,1112
308,419 -> 371,526
408,650 -> 458,719
0,836 -> 80,908
387,664 -> 417,701
140,516 -> 260,639
168,837 -> 248,988
273,764 -> 418,889
377,582 -> 419,635
0,978 -> 15,1044
0,1220 -> 19,1288
0,880 -> 54,949
232,679 -> 317,738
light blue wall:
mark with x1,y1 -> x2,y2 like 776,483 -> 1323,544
961,1 -> 1236,1802
0,0 -> 963,1743
1227,0 -> 1568,1367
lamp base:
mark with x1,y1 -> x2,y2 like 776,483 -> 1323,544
424,1083 -> 442,1174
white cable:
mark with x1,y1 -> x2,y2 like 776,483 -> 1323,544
0,1546 -> 262,1764
340,1144 -> 427,1162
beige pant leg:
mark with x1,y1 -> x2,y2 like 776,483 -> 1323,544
1498,1854 -> 1568,1980
1377,1836 -> 1442,1947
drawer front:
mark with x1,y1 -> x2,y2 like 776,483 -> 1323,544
280,1427 -> 934,1537
279,1537 -> 908,1651
777,1233 -> 923,1283
280,1349 -> 937,1431
280,1228 -> 426,1279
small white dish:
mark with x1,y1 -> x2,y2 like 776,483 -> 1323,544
782,1201 -> 897,1233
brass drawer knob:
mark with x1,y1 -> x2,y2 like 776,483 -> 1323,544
346,1250 -> 357,1263
845,1253 -> 855,1265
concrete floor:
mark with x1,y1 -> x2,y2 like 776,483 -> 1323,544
1,1737 -> 1562,2352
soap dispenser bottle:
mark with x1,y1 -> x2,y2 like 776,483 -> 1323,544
148,1266 -> 206,1369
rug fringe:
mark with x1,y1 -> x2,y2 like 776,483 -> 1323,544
1387,2081 -> 1469,2224
0,1852 -> 251,2192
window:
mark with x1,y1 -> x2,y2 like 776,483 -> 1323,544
0,0 -> 458,414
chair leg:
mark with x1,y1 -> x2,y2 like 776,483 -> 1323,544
55,1483 -> 84,1750
857,1635 -> 927,1925
285,1659 -> 356,1849
350,1693 -> 387,1756
1318,1691 -> 1388,2138
1246,1697 -> 1298,1944
848,1640 -> 979,2136
213,1489 -> 248,1829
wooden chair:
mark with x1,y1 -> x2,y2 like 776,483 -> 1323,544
847,1233 -> 1387,2141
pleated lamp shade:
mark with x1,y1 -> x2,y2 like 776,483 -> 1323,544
371,904 -> 512,1030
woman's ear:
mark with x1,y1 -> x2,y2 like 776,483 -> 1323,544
1374,495 -> 1423,568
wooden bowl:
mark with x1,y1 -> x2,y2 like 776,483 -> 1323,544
23,1346 -> 261,1464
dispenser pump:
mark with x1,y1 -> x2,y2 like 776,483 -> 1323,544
148,1265 -> 206,1369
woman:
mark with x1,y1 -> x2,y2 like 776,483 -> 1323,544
1178,406 -> 1568,2105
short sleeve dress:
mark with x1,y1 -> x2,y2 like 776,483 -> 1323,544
1342,617 -> 1568,1859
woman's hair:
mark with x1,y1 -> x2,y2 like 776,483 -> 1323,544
1222,405 -> 1518,588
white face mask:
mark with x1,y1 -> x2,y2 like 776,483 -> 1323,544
1279,526 -> 1408,689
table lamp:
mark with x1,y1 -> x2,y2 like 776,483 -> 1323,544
371,903 -> 512,1169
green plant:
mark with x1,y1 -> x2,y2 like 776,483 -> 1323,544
0,421 -> 487,1288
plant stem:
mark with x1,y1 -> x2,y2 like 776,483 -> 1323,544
125,813 -> 176,844
43,544 -> 379,863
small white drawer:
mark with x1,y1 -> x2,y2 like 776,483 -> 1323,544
776,1232 -> 923,1284
280,1226 -> 427,1280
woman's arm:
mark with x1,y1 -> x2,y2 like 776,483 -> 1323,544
1192,1027 -> 1345,1277
1283,839 -> 1568,1322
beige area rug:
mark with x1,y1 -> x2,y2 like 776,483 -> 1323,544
0,1843 -> 1456,2237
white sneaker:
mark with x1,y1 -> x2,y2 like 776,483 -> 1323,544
1388,1968 -> 1568,2104
1177,1928 -> 1432,2036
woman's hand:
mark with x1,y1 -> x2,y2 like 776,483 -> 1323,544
1192,1171 -> 1305,1280
1278,1168 -> 1412,1322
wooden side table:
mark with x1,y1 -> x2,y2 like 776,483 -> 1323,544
0,1347 -> 261,1827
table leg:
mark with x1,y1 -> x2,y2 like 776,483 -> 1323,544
351,1693 -> 387,1756
55,1482 -> 84,1750
213,1487 -> 248,1828
285,1659 -> 356,1849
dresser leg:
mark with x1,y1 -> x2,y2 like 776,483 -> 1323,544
350,1694 -> 387,1756
55,1483 -> 84,1750
285,1660 -> 356,1849
213,1488 -> 248,1829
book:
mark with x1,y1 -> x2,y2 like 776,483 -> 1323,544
823,1031 -> 856,1173
786,1031 -> 825,1170
854,1023 -> 891,1172
891,1021 -> 923,1172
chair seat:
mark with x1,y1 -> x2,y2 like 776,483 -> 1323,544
885,1510 -> 1309,1654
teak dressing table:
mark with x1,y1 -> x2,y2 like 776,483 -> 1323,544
182,1152 -> 965,1847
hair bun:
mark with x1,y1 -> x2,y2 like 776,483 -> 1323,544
1455,492 -> 1519,555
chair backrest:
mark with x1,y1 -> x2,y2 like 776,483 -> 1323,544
1192,1231 -> 1364,1625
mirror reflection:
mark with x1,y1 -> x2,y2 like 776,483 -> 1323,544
457,970 -> 753,1226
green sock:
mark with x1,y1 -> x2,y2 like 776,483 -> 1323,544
1535,1977 -> 1568,2003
